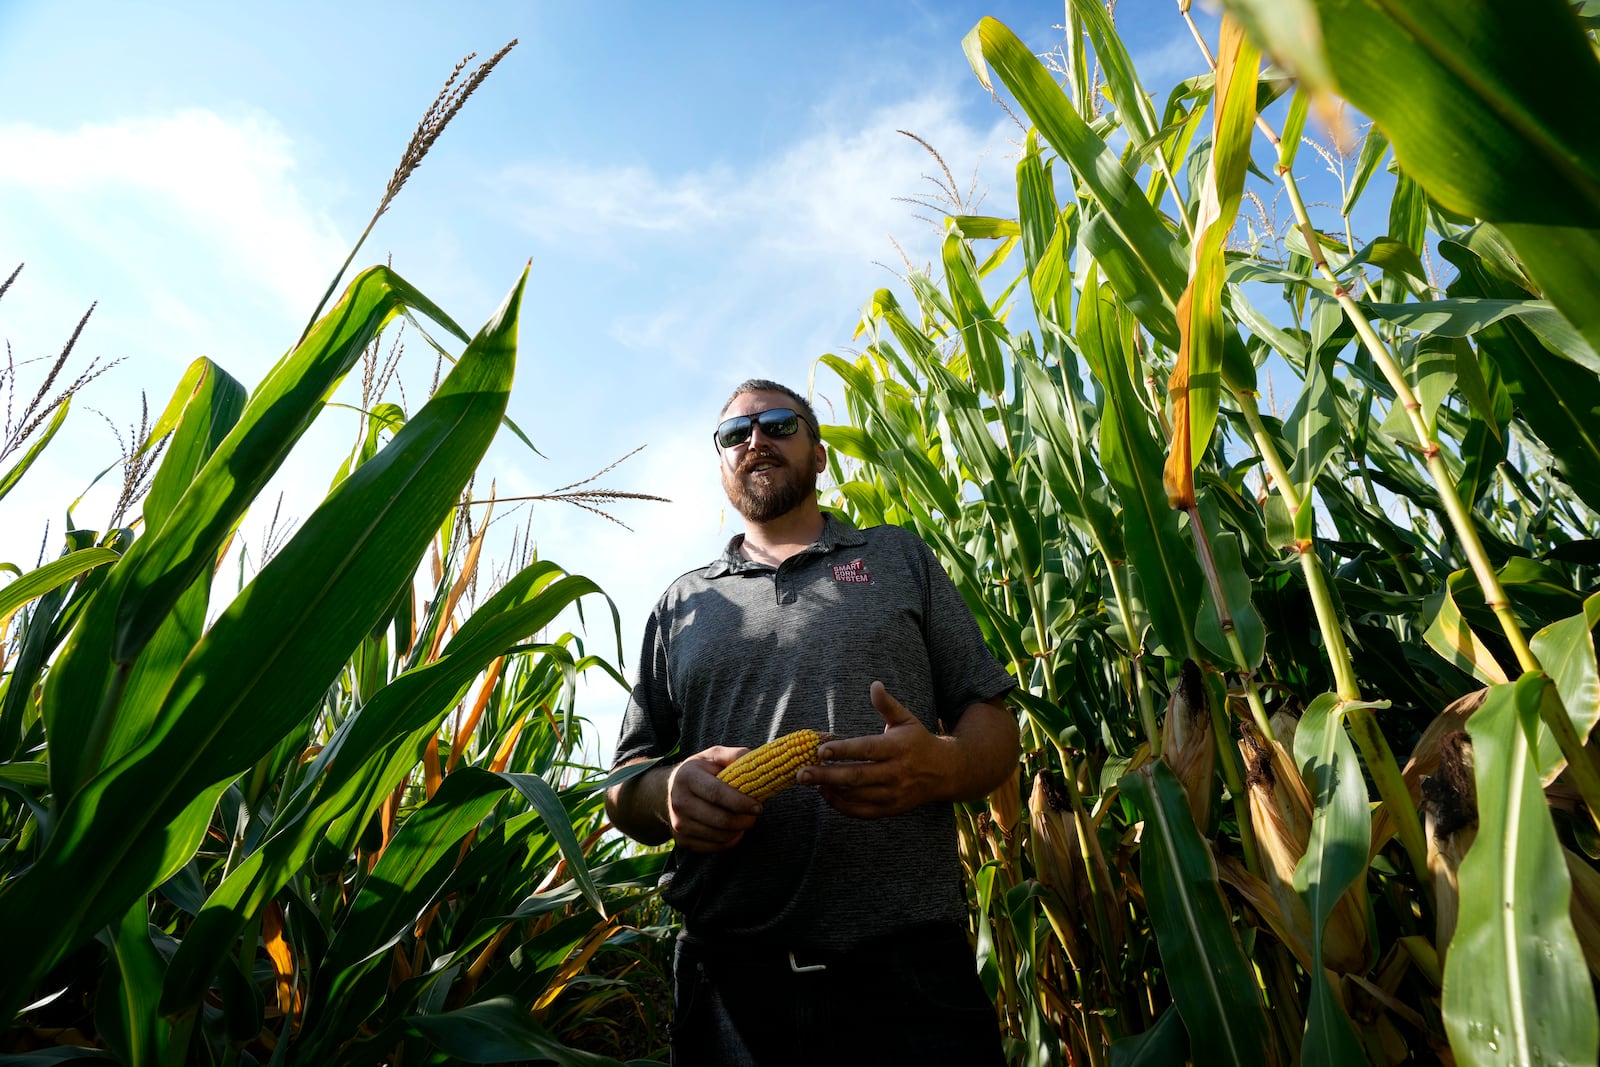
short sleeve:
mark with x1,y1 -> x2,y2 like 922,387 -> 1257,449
913,535 -> 1016,728
612,599 -> 681,768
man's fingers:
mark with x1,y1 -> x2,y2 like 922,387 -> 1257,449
799,757 -> 898,790
676,826 -> 746,852
813,733 -> 889,764
870,680 -> 916,727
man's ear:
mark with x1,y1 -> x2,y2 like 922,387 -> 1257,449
814,442 -> 826,472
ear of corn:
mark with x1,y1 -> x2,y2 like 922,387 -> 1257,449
1162,658 -> 1214,831
717,728 -> 830,801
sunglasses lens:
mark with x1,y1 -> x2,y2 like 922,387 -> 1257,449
716,417 -> 753,449
757,409 -> 800,438
715,408 -> 804,449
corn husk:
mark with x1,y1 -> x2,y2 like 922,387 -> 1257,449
1029,769 -> 1088,969
1239,720 -> 1370,974
1162,658 -> 1214,831
1420,729 -> 1477,956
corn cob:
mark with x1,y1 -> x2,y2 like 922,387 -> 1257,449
718,729 -> 831,801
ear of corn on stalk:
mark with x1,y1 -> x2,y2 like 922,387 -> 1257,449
717,729 -> 831,801
1239,719 -> 1371,974
1421,729 -> 1477,956
1162,659 -> 1214,831
1028,770 -> 1089,970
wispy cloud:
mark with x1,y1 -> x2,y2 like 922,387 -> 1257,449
491,90 -> 1015,383
0,108 -> 359,570
0,109 -> 348,318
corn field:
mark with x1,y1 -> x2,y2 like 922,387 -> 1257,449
0,45 -> 675,1066
817,3 -> 1600,1065
4,3 -> 1600,1066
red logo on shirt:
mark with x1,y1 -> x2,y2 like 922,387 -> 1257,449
832,558 -> 872,584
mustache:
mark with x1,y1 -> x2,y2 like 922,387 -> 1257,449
739,449 -> 785,474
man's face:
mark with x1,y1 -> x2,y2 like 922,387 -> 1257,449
717,390 -> 823,524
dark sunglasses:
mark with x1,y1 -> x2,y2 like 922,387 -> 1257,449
713,407 -> 812,450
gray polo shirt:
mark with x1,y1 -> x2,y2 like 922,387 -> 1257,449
614,514 -> 1015,950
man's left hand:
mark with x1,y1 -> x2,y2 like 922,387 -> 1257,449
796,681 -> 953,818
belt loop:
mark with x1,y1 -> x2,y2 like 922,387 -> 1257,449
788,950 -> 827,973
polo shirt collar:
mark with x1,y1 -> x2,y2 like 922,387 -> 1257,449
704,513 -> 867,577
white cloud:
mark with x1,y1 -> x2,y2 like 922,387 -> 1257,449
496,161 -> 728,239
488,91 -> 1016,391
0,109 -> 358,571
0,109 -> 348,319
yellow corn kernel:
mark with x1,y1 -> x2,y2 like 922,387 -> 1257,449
718,729 -> 829,801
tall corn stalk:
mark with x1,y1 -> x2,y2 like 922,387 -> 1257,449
823,6 -> 1600,1065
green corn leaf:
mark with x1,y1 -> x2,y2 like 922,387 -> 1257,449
1221,0 -> 1600,360
1362,299 -> 1599,376
1193,525 -> 1264,671
142,358 -> 248,534
1066,0 -> 1160,147
96,899 -> 170,1066
1078,212 -> 1181,347
311,768 -> 606,1043
1109,1004 -> 1189,1066
1285,349 -> 1339,499
42,266 -> 466,803
1016,132 -> 1075,348
161,563 -> 601,1012
0,548 -> 121,625
1228,287 -> 1308,366
404,996 -> 627,1066
1440,236 -> 1600,515
1122,761 -> 1273,1067
1335,236 -> 1428,293
324,769 -> 514,971
948,215 -> 1022,239
1443,673 -> 1599,1066
1424,571 -> 1511,687
114,266 -> 465,659
0,269 -> 520,1020
1016,357 -> 1120,555
1341,125 -> 1390,218
1449,333 -> 1509,442
941,232 -> 1008,397
921,361 -> 1041,579
964,17 -> 1187,323
0,529 -> 102,763
101,357 -> 247,777
1077,277 -> 1200,659
1169,16 -> 1259,492
0,397 -> 71,506
1529,593 -> 1600,784
1293,694 -> 1372,1067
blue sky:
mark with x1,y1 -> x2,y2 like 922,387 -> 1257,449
0,2 -> 1224,764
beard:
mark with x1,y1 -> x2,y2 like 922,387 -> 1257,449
722,448 -> 818,523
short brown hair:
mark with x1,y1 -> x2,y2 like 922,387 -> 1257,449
720,379 -> 821,443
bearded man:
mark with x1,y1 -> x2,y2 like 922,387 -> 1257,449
605,379 -> 1018,1066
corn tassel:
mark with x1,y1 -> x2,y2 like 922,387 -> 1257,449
718,729 -> 831,801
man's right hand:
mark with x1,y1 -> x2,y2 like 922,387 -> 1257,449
666,747 -> 764,852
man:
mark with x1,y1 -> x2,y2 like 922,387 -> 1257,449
605,379 -> 1018,1065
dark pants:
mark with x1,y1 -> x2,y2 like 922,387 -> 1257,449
670,922 -> 1006,1066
